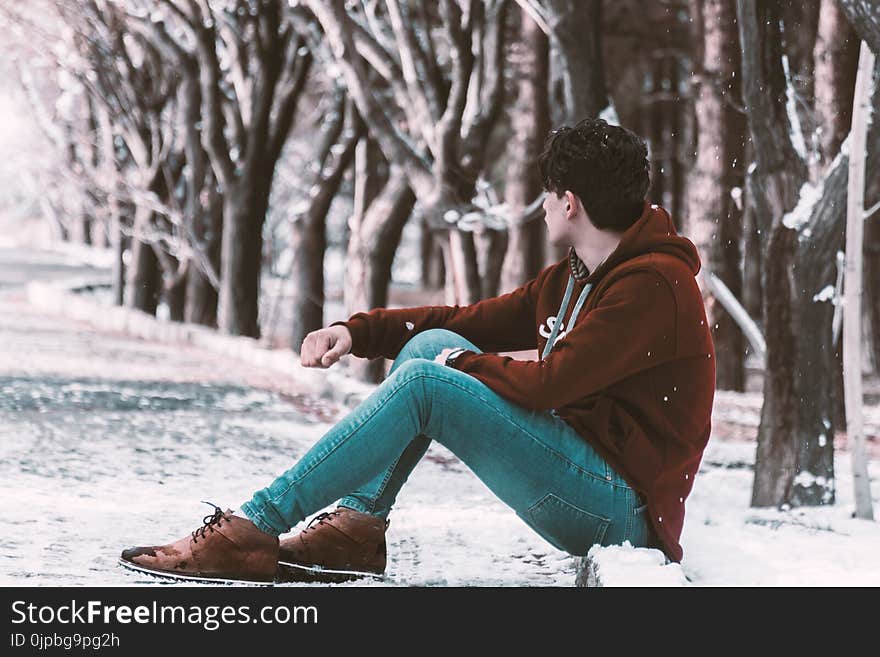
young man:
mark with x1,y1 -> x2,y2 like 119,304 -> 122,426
119,118 -> 715,584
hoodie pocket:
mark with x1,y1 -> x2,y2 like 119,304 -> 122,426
523,493 -> 611,556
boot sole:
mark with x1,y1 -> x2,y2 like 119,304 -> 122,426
277,560 -> 385,584
117,557 -> 276,586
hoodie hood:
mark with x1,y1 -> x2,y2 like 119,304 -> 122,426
568,202 -> 701,284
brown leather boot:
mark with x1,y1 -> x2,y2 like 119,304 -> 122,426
119,504 -> 279,584
277,507 -> 389,583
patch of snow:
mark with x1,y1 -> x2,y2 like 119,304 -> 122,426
782,182 -> 823,232
586,542 -> 689,587
599,103 -> 620,126
812,285 -> 835,303
782,54 -> 807,160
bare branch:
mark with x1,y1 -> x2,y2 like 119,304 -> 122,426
305,0 -> 433,193
512,0 -> 551,36
385,0 -> 438,147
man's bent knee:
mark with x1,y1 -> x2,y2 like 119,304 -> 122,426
395,328 -> 474,366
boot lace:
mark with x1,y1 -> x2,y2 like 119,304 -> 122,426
191,501 -> 228,543
303,510 -> 339,533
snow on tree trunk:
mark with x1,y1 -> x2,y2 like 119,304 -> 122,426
843,42 -> 875,520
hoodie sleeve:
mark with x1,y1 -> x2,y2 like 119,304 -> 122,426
446,270 -> 678,410
330,264 -> 554,360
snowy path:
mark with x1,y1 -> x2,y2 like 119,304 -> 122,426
2,245 -> 879,586
0,247 -> 579,586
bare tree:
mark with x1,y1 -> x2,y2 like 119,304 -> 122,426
306,0 -> 513,306
157,0 -> 313,337
740,0 -> 880,508
514,0 -> 609,122
839,0 -> 880,378
289,90 -> 363,352
843,42 -> 875,521
739,0 -> 828,508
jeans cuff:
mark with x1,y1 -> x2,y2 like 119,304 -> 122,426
337,499 -> 370,514
239,502 -> 282,537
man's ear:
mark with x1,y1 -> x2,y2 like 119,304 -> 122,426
565,190 -> 578,216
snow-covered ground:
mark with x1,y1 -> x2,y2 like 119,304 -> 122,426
1,243 -> 879,587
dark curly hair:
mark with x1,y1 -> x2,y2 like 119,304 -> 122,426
537,118 -> 650,232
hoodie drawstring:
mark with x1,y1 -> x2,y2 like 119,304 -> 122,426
541,274 -> 593,362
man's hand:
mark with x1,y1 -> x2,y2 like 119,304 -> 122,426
434,347 -> 461,366
300,325 -> 352,368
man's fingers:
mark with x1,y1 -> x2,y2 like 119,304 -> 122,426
301,334 -> 318,367
321,343 -> 343,367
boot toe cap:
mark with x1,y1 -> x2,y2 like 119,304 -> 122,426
120,546 -> 158,564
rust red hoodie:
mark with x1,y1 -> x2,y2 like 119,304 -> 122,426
331,202 -> 715,562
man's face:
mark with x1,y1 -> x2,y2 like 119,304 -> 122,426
542,189 -> 570,246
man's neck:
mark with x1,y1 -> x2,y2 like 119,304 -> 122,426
571,230 -> 623,276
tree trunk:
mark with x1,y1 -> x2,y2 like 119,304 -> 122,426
741,140 -> 763,325
217,177 -> 270,338
813,0 -> 859,174
111,204 -> 125,307
443,229 -> 483,305
738,0 -> 827,508
290,216 -> 325,352
166,270 -> 186,322
290,96 -> 359,352
787,161 -> 846,506
185,265 -> 218,327
842,43 -> 874,519
812,0 -> 860,429
475,229 -> 509,299
686,0 -> 747,392
501,6 -> 549,294
125,206 -> 161,316
421,221 -> 446,290
544,0 -> 609,122
184,175 -> 222,327
345,136 -> 386,384
866,203 -> 880,374
840,0 -> 880,382
345,149 -> 416,384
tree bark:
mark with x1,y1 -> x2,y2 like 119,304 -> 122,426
738,0 -> 827,508
842,43 -> 875,520
500,7 -> 549,294
290,100 -> 361,353
165,268 -> 186,322
813,0 -> 859,429
866,202 -> 880,374
813,0 -> 859,174
344,166 -> 416,383
744,7 -> 880,508
125,206 -> 161,316
184,163 -> 222,327
741,140 -> 762,325
543,0 -> 609,122
686,0 -> 747,392
346,136 -> 387,384
218,177 -> 271,338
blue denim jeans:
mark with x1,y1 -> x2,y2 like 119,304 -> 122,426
241,328 -> 650,556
